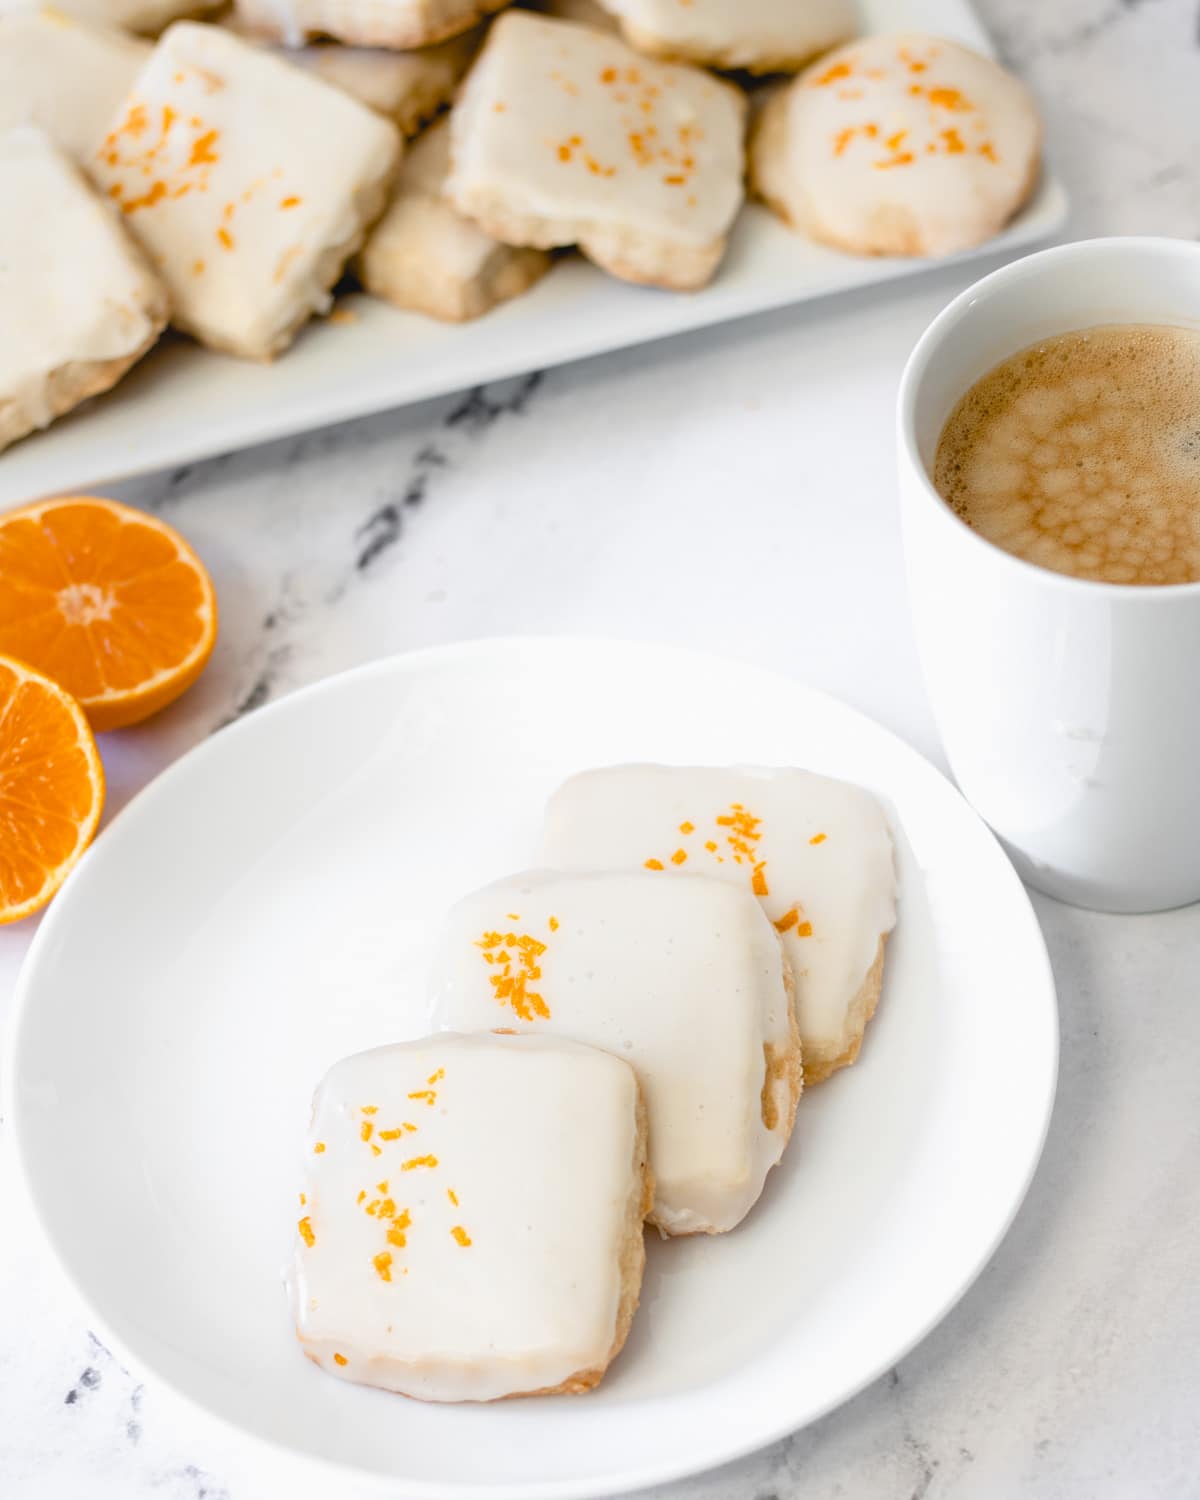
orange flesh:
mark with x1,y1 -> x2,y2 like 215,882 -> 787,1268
0,497 -> 217,733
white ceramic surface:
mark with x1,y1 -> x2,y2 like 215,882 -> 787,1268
7,640 -> 1057,1498
898,236 -> 1200,913
0,0 -> 1068,508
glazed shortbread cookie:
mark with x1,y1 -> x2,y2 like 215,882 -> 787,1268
231,0 -> 509,50
221,10 -> 480,130
595,0 -> 857,74
431,869 -> 800,1235
358,118 -> 552,320
0,0 -> 222,36
750,33 -> 1041,258
541,766 -> 897,1084
290,1032 -> 650,1401
0,127 -> 167,453
0,10 -> 149,165
92,23 -> 399,359
446,10 -> 746,290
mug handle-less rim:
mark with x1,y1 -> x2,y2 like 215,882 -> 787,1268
895,233 -> 1200,603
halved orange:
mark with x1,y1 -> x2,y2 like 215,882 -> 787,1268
0,654 -> 105,924
0,496 -> 217,733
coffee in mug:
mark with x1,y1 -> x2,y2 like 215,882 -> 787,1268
933,323 -> 1200,585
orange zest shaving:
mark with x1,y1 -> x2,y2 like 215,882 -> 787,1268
549,915 -> 559,931
774,907 -> 800,933
407,1090 -> 437,1104
447,1189 -> 459,1206
679,821 -> 695,835
796,920 -> 814,938
475,928 -> 551,1021
671,848 -> 688,865
928,86 -> 969,110
810,833 -> 827,845
297,1216 -> 314,1247
378,1128 -> 403,1141
386,1209 -> 412,1248
373,1251 -> 393,1282
426,1069 -> 445,1085
189,128 -> 218,166
333,1353 -> 347,1366
451,1226 -> 472,1247
401,1155 -> 438,1171
644,858 -> 664,871
813,60 -> 852,86
314,1142 -> 326,1154
360,1121 -> 374,1142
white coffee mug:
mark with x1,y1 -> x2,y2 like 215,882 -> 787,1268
898,236 -> 1200,913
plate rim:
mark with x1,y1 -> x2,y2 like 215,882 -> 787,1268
6,636 -> 1059,1499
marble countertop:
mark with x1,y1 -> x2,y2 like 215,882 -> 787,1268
3,1 -> 1199,1496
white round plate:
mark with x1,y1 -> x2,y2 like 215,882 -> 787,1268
9,639 -> 1057,1498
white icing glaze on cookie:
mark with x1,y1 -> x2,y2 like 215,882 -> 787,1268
751,32 -> 1041,258
540,766 -> 897,1079
358,117 -> 551,320
289,1032 -> 644,1402
0,10 -> 149,165
0,125 -> 165,445
596,0 -> 857,74
90,22 -> 399,359
445,10 -> 746,289
430,869 -> 797,1234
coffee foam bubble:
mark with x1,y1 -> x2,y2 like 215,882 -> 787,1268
934,324 -> 1200,585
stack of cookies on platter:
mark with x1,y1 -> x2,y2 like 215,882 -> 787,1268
0,0 -> 1043,450
289,764 -> 898,1402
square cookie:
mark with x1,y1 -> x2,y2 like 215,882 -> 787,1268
431,869 -> 799,1235
446,9 -> 746,289
92,22 -> 400,359
358,117 -> 552,320
0,126 -> 166,453
290,1032 -> 649,1402
541,765 -> 897,1083
230,0 -> 509,51
0,9 -> 149,165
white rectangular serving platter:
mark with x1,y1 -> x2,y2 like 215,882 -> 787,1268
0,0 -> 1067,506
